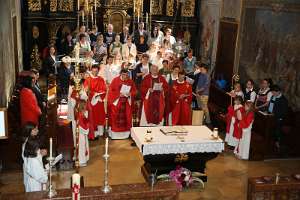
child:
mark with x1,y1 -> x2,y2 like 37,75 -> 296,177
225,96 -> 245,149
23,134 -> 48,192
234,101 -> 255,159
227,82 -> 244,100
76,100 -> 90,167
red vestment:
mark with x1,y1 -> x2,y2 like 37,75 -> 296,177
140,74 -> 168,124
170,81 -> 192,125
108,76 -> 137,132
226,105 -> 245,140
84,76 -> 106,139
20,88 -> 42,127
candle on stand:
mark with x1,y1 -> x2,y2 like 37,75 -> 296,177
94,0 -> 96,11
49,137 -> 53,158
146,12 -> 148,25
105,137 -> 108,155
77,0 -> 80,11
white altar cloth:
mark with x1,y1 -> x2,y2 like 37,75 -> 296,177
131,126 -> 224,156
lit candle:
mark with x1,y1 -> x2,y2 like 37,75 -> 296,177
105,137 -> 108,155
49,137 -> 53,158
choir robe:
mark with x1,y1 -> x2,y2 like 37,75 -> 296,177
170,80 -> 193,125
20,88 -> 42,127
234,111 -> 254,160
67,86 -> 88,147
23,150 -> 48,192
225,105 -> 245,147
108,76 -> 137,139
84,75 -> 107,139
140,74 -> 168,126
78,111 -> 90,166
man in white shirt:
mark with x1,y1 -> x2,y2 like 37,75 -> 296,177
163,27 -> 176,47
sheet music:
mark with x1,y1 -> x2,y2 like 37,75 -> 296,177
185,76 -> 195,84
45,154 -> 63,170
153,82 -> 163,91
120,84 -> 131,95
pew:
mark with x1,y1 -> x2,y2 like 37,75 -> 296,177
247,175 -> 300,200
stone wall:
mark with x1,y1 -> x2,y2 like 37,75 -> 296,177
0,0 -> 23,107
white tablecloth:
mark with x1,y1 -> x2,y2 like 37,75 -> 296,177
131,126 -> 224,156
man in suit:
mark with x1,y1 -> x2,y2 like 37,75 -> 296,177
134,22 -> 148,47
120,25 -> 130,44
104,24 -> 116,48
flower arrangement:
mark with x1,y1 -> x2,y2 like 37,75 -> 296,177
157,165 -> 205,191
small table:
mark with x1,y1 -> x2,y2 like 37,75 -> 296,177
131,126 -> 224,182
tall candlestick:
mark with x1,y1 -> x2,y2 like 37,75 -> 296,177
49,137 -> 53,158
105,137 -> 108,155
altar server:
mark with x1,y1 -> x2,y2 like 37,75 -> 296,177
170,70 -> 193,125
234,101 -> 255,159
23,135 -> 48,192
77,100 -> 90,166
225,96 -> 245,148
140,64 -> 168,126
84,64 -> 107,139
108,69 -> 137,139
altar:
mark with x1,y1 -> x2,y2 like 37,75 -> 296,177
131,126 -> 224,182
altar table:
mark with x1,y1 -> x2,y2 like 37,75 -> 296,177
131,126 -> 224,182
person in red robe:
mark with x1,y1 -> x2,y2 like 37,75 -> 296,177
84,65 -> 107,139
107,69 -> 137,139
234,101 -> 255,159
170,70 -> 193,125
20,76 -> 42,127
225,96 -> 245,149
140,64 -> 168,126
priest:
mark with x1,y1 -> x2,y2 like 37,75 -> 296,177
140,64 -> 168,126
84,64 -> 107,139
170,70 -> 193,125
108,69 -> 137,139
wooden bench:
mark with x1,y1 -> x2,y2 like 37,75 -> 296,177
247,175 -> 300,200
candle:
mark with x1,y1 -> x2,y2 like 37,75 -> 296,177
146,12 -> 148,24
94,0 -> 96,11
77,0 -> 80,11
49,137 -> 53,158
91,8 -> 93,26
105,137 -> 108,155
82,11 -> 85,23
72,173 -> 80,200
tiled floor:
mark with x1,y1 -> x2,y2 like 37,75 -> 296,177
1,138 -> 300,200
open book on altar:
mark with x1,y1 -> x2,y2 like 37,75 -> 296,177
153,82 -> 163,91
120,84 -> 131,95
160,127 -> 188,135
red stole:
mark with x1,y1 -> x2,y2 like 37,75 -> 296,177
108,76 -> 137,132
141,74 -> 168,124
84,76 -> 106,139
171,81 -> 192,125
226,105 -> 245,139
